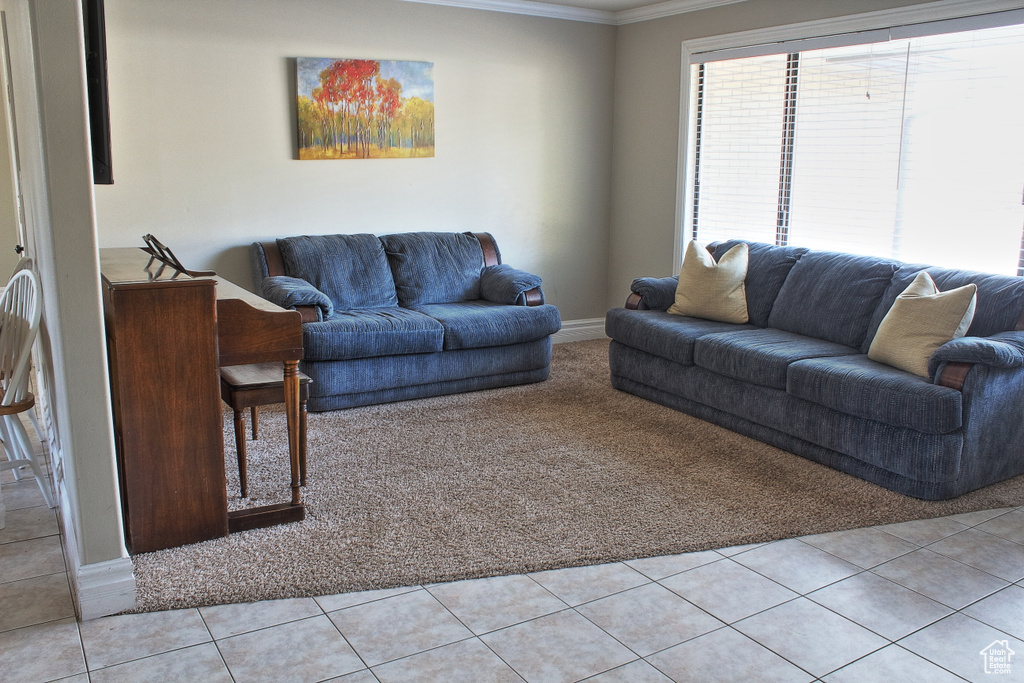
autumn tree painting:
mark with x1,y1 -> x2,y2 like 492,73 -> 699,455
296,57 -> 434,160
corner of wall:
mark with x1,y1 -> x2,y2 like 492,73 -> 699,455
57,488 -> 136,620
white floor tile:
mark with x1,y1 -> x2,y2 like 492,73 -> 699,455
217,615 -> 365,682
732,597 -> 888,678
481,609 -> 636,682
729,538 -> 862,594
898,612 -> 1024,682
646,626 -> 813,683
327,589 -> 473,667
660,558 -> 798,623
576,582 -> 722,656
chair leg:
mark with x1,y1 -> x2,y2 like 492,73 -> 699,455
299,398 -> 307,487
233,408 -> 248,498
1,415 -> 54,508
27,407 -> 45,446
251,406 -> 259,441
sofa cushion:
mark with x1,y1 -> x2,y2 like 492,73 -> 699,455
768,251 -> 898,348
711,240 -> 807,326
277,234 -> 398,311
668,241 -> 748,323
868,272 -> 977,378
605,307 -> 756,367
865,264 -> 1024,349
787,355 -> 963,434
381,232 -> 484,306
694,328 -> 859,390
413,301 -> 561,350
302,307 -> 443,361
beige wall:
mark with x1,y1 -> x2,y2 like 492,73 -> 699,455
608,0 -> 947,307
94,0 -> 616,321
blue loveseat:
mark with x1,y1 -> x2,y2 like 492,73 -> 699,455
606,240 -> 1024,500
251,231 -> 561,411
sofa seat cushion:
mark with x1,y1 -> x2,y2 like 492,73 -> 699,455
605,308 -> 756,366
302,307 -> 443,361
381,232 -> 485,306
694,328 -> 859,390
768,251 -> 898,348
787,355 -> 963,434
413,301 -> 561,350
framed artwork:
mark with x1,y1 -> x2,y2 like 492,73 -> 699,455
296,57 -> 434,160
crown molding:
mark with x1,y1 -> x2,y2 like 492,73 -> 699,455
681,0 -> 1024,53
396,0 -> 749,25
397,0 -> 617,24
616,0 -> 746,24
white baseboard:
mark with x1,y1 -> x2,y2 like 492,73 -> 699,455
552,318 -> 607,344
75,556 -> 136,620
56,480 -> 136,620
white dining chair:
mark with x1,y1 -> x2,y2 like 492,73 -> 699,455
0,267 -> 55,529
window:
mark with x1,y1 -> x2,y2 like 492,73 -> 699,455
685,16 -> 1024,276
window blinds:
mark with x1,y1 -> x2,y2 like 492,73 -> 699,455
686,16 -> 1024,275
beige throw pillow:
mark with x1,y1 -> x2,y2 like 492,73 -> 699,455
667,241 -> 749,324
868,271 -> 977,378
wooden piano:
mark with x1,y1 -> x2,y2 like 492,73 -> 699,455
101,246 -> 305,553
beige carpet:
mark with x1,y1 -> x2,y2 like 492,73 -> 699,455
131,339 -> 1024,612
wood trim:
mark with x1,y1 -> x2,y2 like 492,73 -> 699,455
625,293 -> 643,310
260,240 -> 286,277
296,305 -> 319,323
0,393 -> 34,416
523,288 -> 544,307
227,503 -> 305,533
936,361 -> 972,391
473,232 -> 501,266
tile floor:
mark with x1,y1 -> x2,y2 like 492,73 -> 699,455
2,469 -> 1024,682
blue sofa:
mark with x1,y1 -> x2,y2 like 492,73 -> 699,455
606,240 -> 1024,500
251,231 -> 561,411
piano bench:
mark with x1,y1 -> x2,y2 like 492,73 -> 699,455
219,362 -> 311,498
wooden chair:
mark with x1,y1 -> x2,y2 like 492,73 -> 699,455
220,362 -> 310,498
0,268 -> 55,528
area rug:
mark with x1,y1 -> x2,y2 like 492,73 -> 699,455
131,339 -> 1024,612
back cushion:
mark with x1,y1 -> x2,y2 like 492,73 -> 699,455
277,234 -> 398,311
712,240 -> 808,327
768,251 -> 897,348
865,264 -> 1024,348
380,232 -> 485,306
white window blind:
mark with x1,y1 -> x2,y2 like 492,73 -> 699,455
686,15 -> 1024,275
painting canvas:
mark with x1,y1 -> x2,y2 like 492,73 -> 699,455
296,57 -> 434,160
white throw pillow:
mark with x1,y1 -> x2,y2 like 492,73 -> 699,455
667,241 -> 749,324
868,271 -> 977,378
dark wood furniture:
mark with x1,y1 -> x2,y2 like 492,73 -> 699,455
101,247 -> 306,552
220,362 -> 311,498
101,249 -> 226,552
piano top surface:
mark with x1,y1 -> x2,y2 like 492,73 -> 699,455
100,248 -> 285,311
100,247 -> 210,289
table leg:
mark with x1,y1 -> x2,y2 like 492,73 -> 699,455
283,360 -> 302,506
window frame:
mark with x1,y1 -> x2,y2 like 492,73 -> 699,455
673,0 -> 1024,271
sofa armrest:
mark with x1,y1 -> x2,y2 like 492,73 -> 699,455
930,331 -> 1024,388
260,276 -> 333,321
480,264 -> 545,306
628,276 -> 678,311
